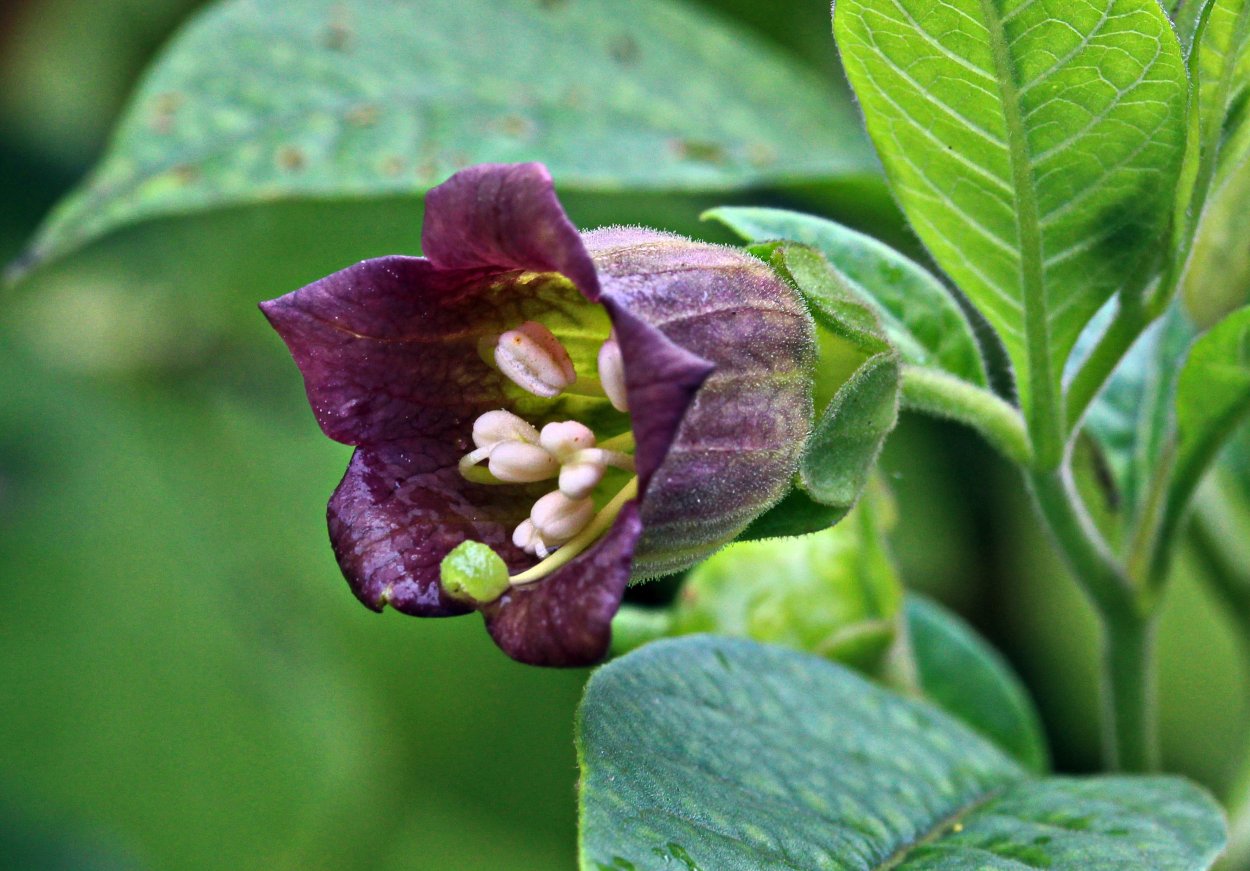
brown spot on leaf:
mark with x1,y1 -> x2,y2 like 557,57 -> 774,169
172,164 -> 199,185
278,146 -> 307,171
382,156 -> 405,177
608,34 -> 640,66
323,22 -> 352,51
563,85 -> 589,110
671,139 -> 728,165
535,0 -> 566,8
150,92 -> 184,134
747,142 -> 778,168
346,104 -> 379,127
323,5 -> 353,52
496,115 -> 535,139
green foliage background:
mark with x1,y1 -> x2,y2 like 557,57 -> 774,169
0,1 -> 1244,869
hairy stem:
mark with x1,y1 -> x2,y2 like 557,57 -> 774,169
899,366 -> 1032,466
1028,467 -> 1157,770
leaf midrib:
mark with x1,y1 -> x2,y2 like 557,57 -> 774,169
874,786 -> 1008,870
976,0 -> 1058,466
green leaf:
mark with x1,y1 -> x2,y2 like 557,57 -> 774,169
1181,0 -> 1250,326
1182,138 -> 1250,326
834,0 -> 1188,455
10,0 -> 875,278
1084,305 -> 1196,540
1174,305 -> 1250,492
578,636 -> 1226,870
1174,1 -> 1209,52
802,351 -> 901,514
1192,0 -> 1250,172
907,595 -> 1049,773
706,206 -> 987,385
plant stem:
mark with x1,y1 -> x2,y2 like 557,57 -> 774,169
1027,468 -> 1137,618
1187,501 -> 1250,868
1100,613 -> 1160,772
899,366 -> 1032,465
1065,299 -> 1148,432
1027,467 -> 1157,770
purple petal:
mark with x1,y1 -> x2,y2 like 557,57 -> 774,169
328,439 -> 547,617
260,256 -> 507,446
482,503 -> 642,666
602,299 -> 712,495
422,163 -> 600,299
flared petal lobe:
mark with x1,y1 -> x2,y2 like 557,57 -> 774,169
421,162 -> 600,297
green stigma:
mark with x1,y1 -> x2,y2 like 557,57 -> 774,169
440,540 -> 510,603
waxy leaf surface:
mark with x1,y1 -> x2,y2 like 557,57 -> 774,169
12,0 -> 874,277
835,0 -> 1188,432
579,636 -> 1226,870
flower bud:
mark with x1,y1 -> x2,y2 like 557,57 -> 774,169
494,320 -> 576,397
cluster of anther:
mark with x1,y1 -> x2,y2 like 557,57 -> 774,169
458,321 -> 635,572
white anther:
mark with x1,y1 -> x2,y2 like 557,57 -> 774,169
472,409 -> 540,450
487,441 -> 560,483
558,460 -> 606,500
512,519 -> 543,556
494,321 -> 576,398
539,420 -> 597,461
530,490 -> 596,546
598,333 -> 629,412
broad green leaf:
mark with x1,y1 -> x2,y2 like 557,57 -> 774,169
1174,305 -> 1250,491
707,206 -> 987,385
802,351 -> 901,513
10,0 -> 875,278
835,0 -> 1188,443
578,636 -> 1227,870
907,595 -> 1049,773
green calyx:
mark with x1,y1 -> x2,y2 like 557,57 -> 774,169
440,540 -> 510,604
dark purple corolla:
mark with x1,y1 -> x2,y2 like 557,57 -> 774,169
261,163 -> 813,666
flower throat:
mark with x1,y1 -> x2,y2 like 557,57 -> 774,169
441,320 -> 638,602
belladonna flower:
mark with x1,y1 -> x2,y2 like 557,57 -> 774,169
260,163 -> 814,666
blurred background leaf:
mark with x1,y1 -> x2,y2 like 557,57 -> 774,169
9,0 -> 878,279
